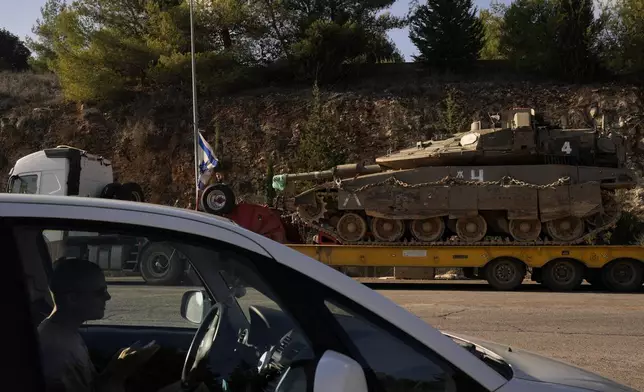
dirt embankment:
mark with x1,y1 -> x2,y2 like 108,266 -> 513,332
1,70 -> 643,223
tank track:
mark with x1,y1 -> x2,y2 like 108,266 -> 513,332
284,176 -> 623,247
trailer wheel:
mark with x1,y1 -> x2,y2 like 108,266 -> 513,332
201,184 -> 236,215
100,183 -> 121,199
542,258 -> 584,291
484,258 -> 526,290
601,258 -> 643,293
139,243 -> 184,285
117,182 -> 145,202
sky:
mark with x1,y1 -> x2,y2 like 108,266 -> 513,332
0,0 -> 508,61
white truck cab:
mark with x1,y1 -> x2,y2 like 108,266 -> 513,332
7,145 -> 143,201
5,146 -> 165,283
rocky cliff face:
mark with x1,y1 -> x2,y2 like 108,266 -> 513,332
1,70 -> 643,218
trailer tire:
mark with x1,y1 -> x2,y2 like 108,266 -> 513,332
100,183 -> 121,199
139,243 -> 184,285
117,182 -> 145,202
201,184 -> 236,215
484,258 -> 526,291
601,259 -> 643,293
542,258 -> 584,291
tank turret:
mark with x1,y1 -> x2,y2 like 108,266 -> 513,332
375,107 -> 629,170
274,108 -> 637,245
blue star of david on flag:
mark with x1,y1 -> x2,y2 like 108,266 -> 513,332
197,132 -> 219,190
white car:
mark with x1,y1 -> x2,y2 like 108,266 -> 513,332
1,194 -> 636,392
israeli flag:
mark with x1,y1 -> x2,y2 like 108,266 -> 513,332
197,132 -> 219,190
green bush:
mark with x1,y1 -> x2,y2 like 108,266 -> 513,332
500,0 -> 560,75
291,21 -> 369,80
499,0 -> 602,81
148,51 -> 255,97
296,81 -> 347,171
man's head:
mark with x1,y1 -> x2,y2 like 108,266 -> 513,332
49,257 -> 111,321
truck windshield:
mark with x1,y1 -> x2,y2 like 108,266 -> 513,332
8,175 -> 38,194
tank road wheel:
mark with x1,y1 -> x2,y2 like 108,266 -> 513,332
509,219 -> 542,242
586,196 -> 621,228
455,215 -> 487,243
410,217 -> 445,242
542,258 -> 584,291
601,259 -> 644,292
484,258 -> 526,290
545,217 -> 585,242
296,194 -> 327,223
371,218 -> 405,242
336,213 -> 367,242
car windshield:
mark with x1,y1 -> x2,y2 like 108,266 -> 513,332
7,175 -> 38,194
217,258 -> 284,322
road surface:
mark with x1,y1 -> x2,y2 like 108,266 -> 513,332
99,280 -> 644,390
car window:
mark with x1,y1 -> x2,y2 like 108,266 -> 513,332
325,300 -> 487,392
14,220 -> 317,392
42,229 -> 209,328
8,174 -> 38,194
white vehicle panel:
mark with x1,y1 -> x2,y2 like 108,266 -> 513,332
78,155 -> 113,197
11,150 -> 68,177
40,171 -> 66,195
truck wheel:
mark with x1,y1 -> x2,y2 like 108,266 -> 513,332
484,258 -> 526,290
117,182 -> 145,202
139,243 -> 184,285
542,258 -> 584,291
201,184 -> 236,215
100,183 -> 121,199
601,259 -> 643,292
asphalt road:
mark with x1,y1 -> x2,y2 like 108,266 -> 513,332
99,280 -> 644,391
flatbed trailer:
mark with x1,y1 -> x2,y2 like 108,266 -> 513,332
288,244 -> 644,293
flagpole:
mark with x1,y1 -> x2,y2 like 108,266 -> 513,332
189,0 -> 200,209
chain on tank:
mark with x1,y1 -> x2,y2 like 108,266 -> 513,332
284,175 -> 622,247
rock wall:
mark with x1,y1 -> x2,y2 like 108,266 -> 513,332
1,71 -> 643,212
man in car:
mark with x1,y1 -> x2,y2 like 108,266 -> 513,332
38,257 -> 159,392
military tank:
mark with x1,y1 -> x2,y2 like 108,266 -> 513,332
272,108 -> 638,245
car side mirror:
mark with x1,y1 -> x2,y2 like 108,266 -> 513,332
313,350 -> 367,392
180,289 -> 212,324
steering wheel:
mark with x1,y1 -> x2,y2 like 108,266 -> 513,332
181,302 -> 226,389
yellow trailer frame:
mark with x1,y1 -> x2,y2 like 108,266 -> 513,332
288,244 -> 644,292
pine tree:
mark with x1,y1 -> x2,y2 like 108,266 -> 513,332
409,0 -> 484,71
555,0 -> 602,81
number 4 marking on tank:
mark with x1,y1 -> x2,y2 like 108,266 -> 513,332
343,193 -> 362,207
470,169 -> 484,182
561,141 -> 572,155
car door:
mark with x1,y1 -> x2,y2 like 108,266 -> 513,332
4,197 -> 507,392
7,214 -> 346,392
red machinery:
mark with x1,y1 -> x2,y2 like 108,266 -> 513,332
197,183 -> 306,244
